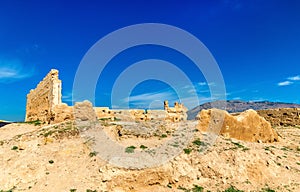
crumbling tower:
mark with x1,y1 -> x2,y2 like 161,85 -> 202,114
25,69 -> 62,123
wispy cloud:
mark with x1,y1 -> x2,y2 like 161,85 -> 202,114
124,89 -> 214,110
117,81 -> 225,109
0,58 -> 34,83
288,75 -> 300,81
278,81 -> 293,86
277,75 -> 300,87
198,82 -> 207,86
62,92 -> 73,102
125,91 -> 176,109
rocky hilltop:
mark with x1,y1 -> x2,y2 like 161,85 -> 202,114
187,100 -> 300,120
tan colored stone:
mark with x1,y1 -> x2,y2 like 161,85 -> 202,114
94,107 -> 115,120
164,100 -> 188,122
257,108 -> 300,127
74,100 -> 97,122
197,108 -> 279,143
25,69 -> 62,123
53,103 -> 74,124
25,70 -> 189,124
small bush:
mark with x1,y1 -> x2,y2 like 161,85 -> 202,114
192,185 -> 204,192
25,120 -> 42,126
11,146 -> 18,150
261,187 -> 275,192
86,189 -> 97,192
192,139 -> 206,146
89,151 -> 98,157
0,189 -> 13,192
161,134 -> 167,138
224,186 -> 244,192
140,145 -> 148,150
281,147 -> 289,151
231,141 -> 244,148
70,189 -> 77,192
48,160 -> 54,164
183,148 -> 192,154
125,146 -> 136,153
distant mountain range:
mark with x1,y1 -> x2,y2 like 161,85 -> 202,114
187,100 -> 300,120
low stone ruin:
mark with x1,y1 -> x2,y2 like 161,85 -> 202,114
197,108 -> 279,143
25,69 -> 188,124
257,108 -> 300,127
164,100 -> 188,122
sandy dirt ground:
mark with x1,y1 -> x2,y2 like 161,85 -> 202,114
0,121 -> 299,192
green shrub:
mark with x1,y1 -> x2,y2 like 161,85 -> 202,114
140,145 -> 148,150
261,187 -> 275,192
89,151 -> 98,157
224,186 -> 244,192
86,189 -> 97,192
192,139 -> 205,146
192,185 -> 204,192
183,148 -> 192,154
11,146 -> 18,150
125,146 -> 136,153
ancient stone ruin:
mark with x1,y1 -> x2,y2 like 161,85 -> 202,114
25,69 -> 290,144
164,100 -> 188,122
25,69 -> 188,124
197,108 -> 279,143
25,69 -> 62,123
257,108 -> 300,127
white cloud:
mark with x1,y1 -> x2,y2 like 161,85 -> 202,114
0,58 -> 34,82
198,82 -> 207,86
62,92 -> 73,102
125,90 -> 215,110
288,75 -> 300,81
278,81 -> 293,86
127,91 -> 175,104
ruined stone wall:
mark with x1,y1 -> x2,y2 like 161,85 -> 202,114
94,107 -> 115,120
25,69 -> 62,123
164,101 -> 188,122
257,108 -> 300,127
25,70 -> 188,124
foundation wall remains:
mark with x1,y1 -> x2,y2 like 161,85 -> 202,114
257,108 -> 300,127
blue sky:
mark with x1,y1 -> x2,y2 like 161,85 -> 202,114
0,0 -> 300,121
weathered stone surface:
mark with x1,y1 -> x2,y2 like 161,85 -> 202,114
74,100 -> 97,122
197,109 -> 279,143
164,100 -> 188,122
94,107 -> 115,120
25,69 -> 62,123
53,103 -> 74,124
25,69 -> 189,124
257,108 -> 300,127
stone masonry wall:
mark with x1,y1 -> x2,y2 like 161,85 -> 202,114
25,69 -> 62,123
257,108 -> 300,127
25,69 -> 188,124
